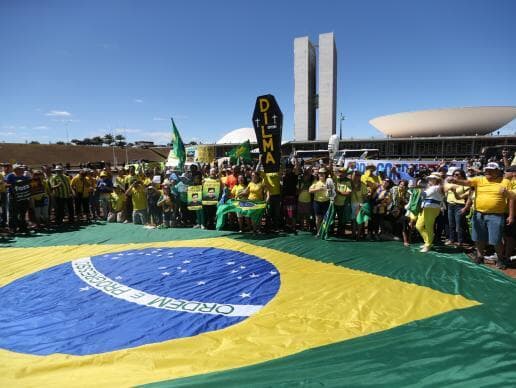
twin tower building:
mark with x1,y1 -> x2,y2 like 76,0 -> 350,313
294,32 -> 337,142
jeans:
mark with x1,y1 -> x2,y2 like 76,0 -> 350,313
133,209 -> 148,225
447,203 -> 466,243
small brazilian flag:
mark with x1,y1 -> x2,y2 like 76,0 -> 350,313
216,199 -> 266,230
226,140 -> 252,165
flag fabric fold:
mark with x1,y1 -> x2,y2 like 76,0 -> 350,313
216,200 -> 266,230
226,140 -> 252,165
168,118 -> 186,171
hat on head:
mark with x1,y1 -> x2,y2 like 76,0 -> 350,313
53,165 -> 64,171
446,167 -> 459,176
13,163 -> 23,169
318,167 -> 327,174
100,171 -> 108,177
162,179 -> 171,186
484,162 -> 500,171
427,173 -> 442,181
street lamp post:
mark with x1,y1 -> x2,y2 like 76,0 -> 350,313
339,113 -> 346,139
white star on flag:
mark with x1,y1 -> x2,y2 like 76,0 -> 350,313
117,253 -> 124,256
145,253 -> 151,256
161,272 -> 171,276
226,261 -> 235,265
269,271 -> 277,275
158,266 -> 167,269
250,273 -> 259,278
183,260 -> 191,264
231,269 -> 239,274
177,266 -> 182,270
79,286 -> 91,292
237,276 -> 242,280
240,265 -> 246,269
115,276 -> 123,280
239,292 -> 251,298
181,269 -> 187,273
197,281 -> 206,285
111,257 -> 119,260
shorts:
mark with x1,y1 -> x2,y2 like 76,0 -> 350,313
471,211 -> 505,246
313,200 -> 329,216
297,201 -> 311,217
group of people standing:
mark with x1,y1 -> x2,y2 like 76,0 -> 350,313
1,156 -> 514,269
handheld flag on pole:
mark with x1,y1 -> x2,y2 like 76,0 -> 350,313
226,140 -> 252,165
168,118 -> 186,171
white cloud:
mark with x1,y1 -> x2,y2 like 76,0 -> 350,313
133,99 -> 144,103
114,128 -> 142,134
33,126 -> 48,130
144,131 -> 171,144
45,110 -> 72,117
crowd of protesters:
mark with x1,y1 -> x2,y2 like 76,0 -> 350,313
1,150 -> 515,269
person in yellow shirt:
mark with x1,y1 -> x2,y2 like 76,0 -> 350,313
444,168 -> 471,246
125,180 -> 148,225
108,186 -> 126,223
297,169 -> 313,232
449,162 -> 511,269
256,155 -> 281,232
309,167 -> 331,236
231,175 -> 248,232
71,169 -> 93,221
333,167 -> 352,237
239,172 -> 265,234
350,170 -> 369,240
361,164 -> 382,189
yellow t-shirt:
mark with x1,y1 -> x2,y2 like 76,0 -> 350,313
130,187 -> 147,211
310,181 -> 329,203
110,192 -> 126,212
0,173 -> 5,193
248,181 -> 264,201
351,183 -> 368,204
71,175 -> 92,198
260,172 -> 281,196
361,170 -> 381,188
231,184 -> 247,199
469,176 -> 511,214
334,180 -> 351,206
445,184 -> 470,205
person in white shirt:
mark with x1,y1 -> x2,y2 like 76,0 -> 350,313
416,173 -> 444,252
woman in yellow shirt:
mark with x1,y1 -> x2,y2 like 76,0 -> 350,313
309,167 -> 330,236
297,170 -> 313,231
231,175 -> 248,232
444,169 -> 470,246
240,172 -> 264,233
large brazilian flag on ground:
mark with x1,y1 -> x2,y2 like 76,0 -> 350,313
1,224 -> 515,387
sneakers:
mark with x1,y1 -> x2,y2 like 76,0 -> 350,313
200,225 -> 206,230
420,245 -> 431,253
444,240 -> 455,246
193,224 -> 200,229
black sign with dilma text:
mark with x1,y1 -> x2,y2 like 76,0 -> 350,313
252,94 -> 283,173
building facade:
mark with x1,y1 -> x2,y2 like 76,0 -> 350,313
294,33 -> 337,142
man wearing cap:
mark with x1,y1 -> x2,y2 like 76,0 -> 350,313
50,165 -> 74,225
4,163 -> 32,233
449,162 -> 512,269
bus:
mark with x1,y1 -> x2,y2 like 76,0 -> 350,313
333,149 -> 379,165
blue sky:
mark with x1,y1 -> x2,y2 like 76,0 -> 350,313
1,0 -> 515,144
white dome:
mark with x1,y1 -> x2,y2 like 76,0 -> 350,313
370,106 -> 516,138
216,127 -> 257,144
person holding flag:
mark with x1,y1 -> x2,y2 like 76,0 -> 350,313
168,118 -> 186,172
